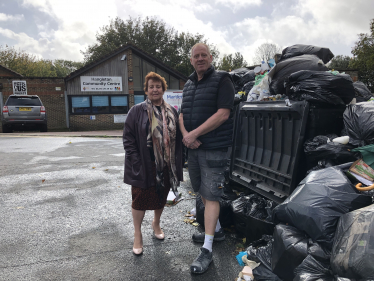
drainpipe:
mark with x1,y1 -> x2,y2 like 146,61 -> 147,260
64,90 -> 69,129
0,83 -> 3,116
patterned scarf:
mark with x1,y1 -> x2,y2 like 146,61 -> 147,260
146,97 -> 179,198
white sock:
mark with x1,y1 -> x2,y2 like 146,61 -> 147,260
202,234 -> 214,252
215,220 -> 221,233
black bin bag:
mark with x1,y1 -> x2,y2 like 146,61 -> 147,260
272,167 -> 372,250
254,265 -> 283,281
284,70 -> 356,105
269,55 -> 328,96
243,80 -> 255,94
343,102 -> 374,146
280,44 -> 334,64
271,224 -> 309,281
246,235 -> 283,281
353,81 -> 374,102
330,204 -> 374,280
232,194 -> 275,242
246,235 -> 273,267
307,239 -> 331,263
304,136 -> 360,170
304,134 -> 338,152
293,255 -> 334,281
229,68 -> 256,92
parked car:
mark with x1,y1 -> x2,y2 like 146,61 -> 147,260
2,95 -> 47,133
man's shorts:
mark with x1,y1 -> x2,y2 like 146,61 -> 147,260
188,148 -> 228,201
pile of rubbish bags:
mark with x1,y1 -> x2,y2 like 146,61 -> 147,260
230,43 -> 374,281
239,167 -> 373,281
228,44 -> 373,105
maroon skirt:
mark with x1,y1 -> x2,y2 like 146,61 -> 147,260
131,163 -> 170,210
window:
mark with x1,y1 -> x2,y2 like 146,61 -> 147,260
6,96 -> 42,106
70,95 -> 129,114
92,96 -> 109,113
111,96 -> 128,113
72,96 -> 90,113
134,95 -> 145,105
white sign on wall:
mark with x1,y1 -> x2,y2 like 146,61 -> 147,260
12,81 -> 27,95
81,76 -> 123,92
164,90 -> 183,111
114,114 -> 127,123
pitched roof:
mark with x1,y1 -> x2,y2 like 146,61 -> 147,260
0,63 -> 23,77
65,43 -> 188,81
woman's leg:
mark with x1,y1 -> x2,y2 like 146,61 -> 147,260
153,207 -> 164,235
132,208 -> 145,248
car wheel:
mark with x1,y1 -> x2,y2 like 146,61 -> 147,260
2,125 -> 12,133
40,124 -> 48,132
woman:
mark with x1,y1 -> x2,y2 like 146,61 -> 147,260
123,72 -> 183,255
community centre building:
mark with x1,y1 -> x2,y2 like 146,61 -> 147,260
0,43 -> 188,132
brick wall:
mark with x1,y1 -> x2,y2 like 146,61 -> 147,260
0,77 -> 67,132
69,114 -> 125,131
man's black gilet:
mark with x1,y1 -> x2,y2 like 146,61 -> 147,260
182,67 -> 233,150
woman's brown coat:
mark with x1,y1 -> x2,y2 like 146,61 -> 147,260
123,101 -> 183,188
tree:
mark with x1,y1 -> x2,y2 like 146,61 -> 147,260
349,19 -> 374,92
216,52 -> 247,71
329,55 -> 351,69
173,31 -> 220,76
253,43 -> 282,65
0,45 -> 83,77
82,16 -> 219,77
53,60 -> 84,77
0,45 -> 39,75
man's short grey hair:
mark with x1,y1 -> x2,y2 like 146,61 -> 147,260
190,43 -> 211,58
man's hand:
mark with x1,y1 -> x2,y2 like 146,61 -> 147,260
182,131 -> 198,147
188,139 -> 202,149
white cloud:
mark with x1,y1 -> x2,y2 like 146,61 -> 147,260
17,0 -> 119,60
215,0 -> 261,13
116,0 -> 236,58
0,13 -> 24,22
0,27 -> 47,59
195,3 -> 220,14
0,0 -> 373,66
230,0 -> 374,64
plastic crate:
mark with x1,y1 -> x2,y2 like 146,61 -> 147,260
230,101 -> 309,203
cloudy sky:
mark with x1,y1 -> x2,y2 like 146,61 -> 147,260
0,0 -> 373,65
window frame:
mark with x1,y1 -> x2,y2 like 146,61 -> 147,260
69,95 -> 129,115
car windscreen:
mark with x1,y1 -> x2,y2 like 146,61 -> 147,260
6,96 -> 42,106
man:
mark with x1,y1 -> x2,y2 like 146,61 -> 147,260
179,43 -> 235,274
